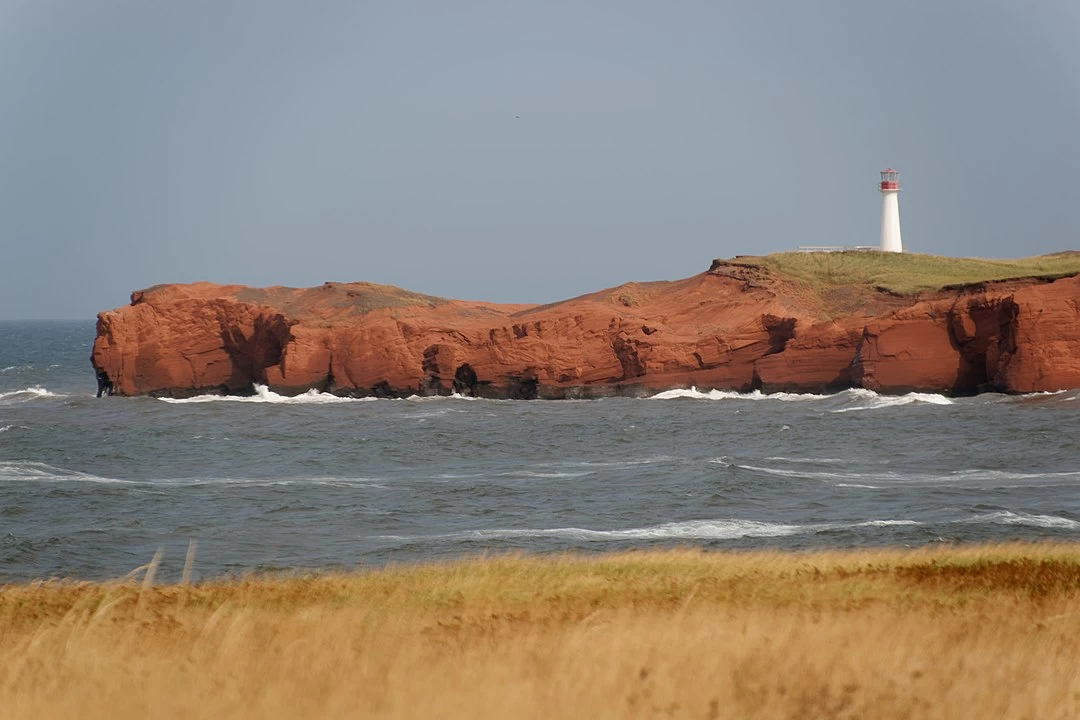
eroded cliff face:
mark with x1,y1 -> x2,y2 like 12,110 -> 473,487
91,267 -> 1080,398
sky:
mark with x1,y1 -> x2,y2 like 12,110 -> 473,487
1,0 -> 1078,319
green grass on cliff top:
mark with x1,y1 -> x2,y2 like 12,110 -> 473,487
729,250 -> 1080,295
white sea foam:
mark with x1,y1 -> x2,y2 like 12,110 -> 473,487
0,425 -> 12,434
886,469 -> 1080,489
494,470 -> 593,479
722,462 -> 844,479
716,460 -> 1080,489
648,387 -> 828,401
967,511 -> 1080,529
648,386 -> 955,411
404,392 -> 486,402
157,475 -> 388,488
1,364 -> 34,373
159,384 -> 379,404
0,462 -> 392,488
429,469 -> 594,481
0,386 -> 64,404
717,460 -> 899,485
854,519 -> 920,527
379,517 -> 926,543
830,391 -> 953,413
999,389 -> 1080,403
947,469 -> 1080,481
562,455 -> 679,470
450,519 -> 806,541
0,460 -> 130,484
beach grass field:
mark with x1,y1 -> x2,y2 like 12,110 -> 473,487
2,544 -> 1079,719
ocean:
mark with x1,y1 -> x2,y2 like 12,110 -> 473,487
1,320 -> 1078,583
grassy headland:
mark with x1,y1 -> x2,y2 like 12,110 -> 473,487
728,250 -> 1080,296
2,544 -> 1079,719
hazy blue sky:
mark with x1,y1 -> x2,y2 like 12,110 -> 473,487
2,0 -> 1078,319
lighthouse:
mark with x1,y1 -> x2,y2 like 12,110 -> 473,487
879,169 -> 903,253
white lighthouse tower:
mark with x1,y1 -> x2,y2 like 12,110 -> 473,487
879,168 -> 903,253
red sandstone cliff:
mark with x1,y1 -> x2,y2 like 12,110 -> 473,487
91,261 -> 1080,398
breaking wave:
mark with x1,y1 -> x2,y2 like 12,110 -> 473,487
494,470 -> 594,479
159,384 -> 379,404
0,461 -> 390,488
830,389 -> 953,412
0,386 -> 64,404
714,458 -> 1080,488
647,386 -> 953,410
377,510 -> 1079,546
855,519 -> 920,527
765,456 -> 849,464
0,460 -> 130,484
965,511 -> 1080,529
159,385 -> 492,405
404,392 -> 480,402
378,517 -> 931,543
649,387 -> 828,401
390,519 -> 806,541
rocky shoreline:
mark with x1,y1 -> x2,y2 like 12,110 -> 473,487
91,256 -> 1080,399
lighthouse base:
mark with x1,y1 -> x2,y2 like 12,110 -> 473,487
880,191 -> 903,253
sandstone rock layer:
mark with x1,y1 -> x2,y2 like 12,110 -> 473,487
91,262 -> 1080,398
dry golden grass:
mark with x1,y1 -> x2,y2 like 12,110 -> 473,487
3,544 -> 1080,719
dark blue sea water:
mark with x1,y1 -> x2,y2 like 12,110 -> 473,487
1,320 -> 1078,583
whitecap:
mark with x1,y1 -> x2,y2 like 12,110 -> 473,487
964,511 -> 1079,529
376,516 -> 929,543
493,470 -> 593,479
648,387 -> 828,401
853,519 -> 920,527
158,384 -> 379,404
0,386 -> 64,404
830,391 -> 953,413
725,463 -> 1079,489
715,460 -> 905,487
156,475 -> 388,488
947,469 -> 1080,481
404,392 -> 500,402
723,461 -> 883,482
404,518 -> 808,542
562,455 -> 679,469
0,460 -> 131,484
647,386 -> 955,410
